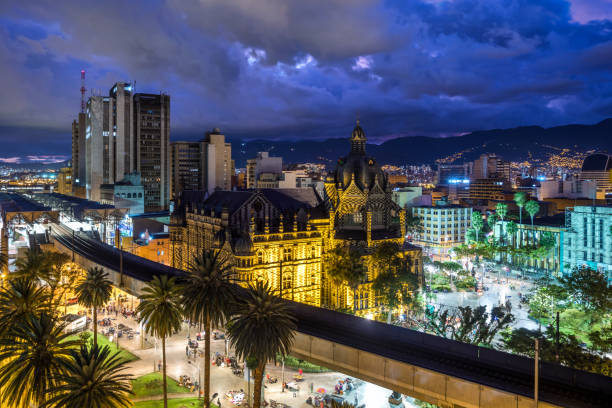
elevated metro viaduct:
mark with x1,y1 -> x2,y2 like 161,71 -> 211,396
49,223 -> 611,408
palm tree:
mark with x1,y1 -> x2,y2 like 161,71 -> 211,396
0,277 -> 48,335
227,281 -> 296,408
137,275 -> 183,408
74,267 -> 113,348
0,313 -> 81,407
506,221 -> 518,264
14,248 -> 48,281
514,192 -> 527,225
525,200 -> 540,227
496,202 -> 508,244
471,211 -> 483,242
181,249 -> 236,408
41,345 -> 133,408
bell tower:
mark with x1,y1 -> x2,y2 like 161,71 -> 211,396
350,119 -> 367,154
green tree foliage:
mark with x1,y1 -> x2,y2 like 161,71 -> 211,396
405,212 -> 423,237
325,244 -> 367,311
0,313 -> 81,407
525,200 -> 540,226
41,345 -> 133,408
514,192 -> 527,225
227,281 -> 296,408
422,304 -> 514,346
558,267 -> 611,312
74,267 -> 113,348
372,244 -> 418,322
0,277 -> 49,336
181,249 -> 236,408
137,275 -> 183,408
501,326 -> 612,376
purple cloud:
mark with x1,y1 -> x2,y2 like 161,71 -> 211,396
0,0 -> 610,156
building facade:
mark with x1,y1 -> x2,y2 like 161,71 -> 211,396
170,141 -> 201,199
83,82 -> 170,211
246,152 -> 283,189
56,166 -> 72,195
494,218 -> 566,275
437,163 -> 473,186
564,206 -> 612,281
537,179 -> 596,201
71,112 -> 86,189
471,153 -> 510,181
170,122 -> 422,315
99,172 -> 145,215
411,205 -> 472,256
578,154 -> 612,200
468,178 -> 510,200
170,129 -> 232,199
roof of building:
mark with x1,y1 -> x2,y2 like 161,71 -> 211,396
581,153 -> 612,172
181,188 -> 327,218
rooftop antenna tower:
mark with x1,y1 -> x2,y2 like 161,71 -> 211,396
80,70 -> 86,113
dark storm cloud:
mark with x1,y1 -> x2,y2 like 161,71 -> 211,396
0,0 -> 611,159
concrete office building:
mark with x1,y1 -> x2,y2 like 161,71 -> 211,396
246,152 -> 283,188
71,112 -> 86,191
578,154 -> 612,200
436,163 -> 473,186
494,217 -> 566,275
170,129 -> 232,199
471,154 -> 510,181
56,166 -> 72,195
564,206 -> 612,282
201,128 -> 232,194
83,82 -> 170,211
170,141 -> 201,199
134,93 -> 170,211
537,179 -> 597,201
170,129 -> 233,197
411,205 -> 472,256
100,172 -> 145,215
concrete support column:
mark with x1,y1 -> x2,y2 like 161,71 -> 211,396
1,225 -> 8,275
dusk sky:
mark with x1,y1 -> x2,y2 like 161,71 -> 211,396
1,0 -> 611,162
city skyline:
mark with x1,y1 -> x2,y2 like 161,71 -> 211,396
1,0 -> 612,160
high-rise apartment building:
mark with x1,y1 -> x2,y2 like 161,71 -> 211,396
134,93 -> 170,211
170,128 -> 232,199
83,82 -> 170,211
71,112 -> 86,189
170,141 -> 201,199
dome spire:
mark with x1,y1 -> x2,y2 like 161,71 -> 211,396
350,119 -> 366,154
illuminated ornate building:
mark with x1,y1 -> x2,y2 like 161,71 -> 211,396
170,121 -> 422,314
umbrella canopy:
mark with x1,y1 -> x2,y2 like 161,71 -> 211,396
316,387 -> 326,393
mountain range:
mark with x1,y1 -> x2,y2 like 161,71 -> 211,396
231,118 -> 612,168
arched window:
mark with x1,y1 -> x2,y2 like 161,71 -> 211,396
282,272 -> 292,290
257,251 -> 263,264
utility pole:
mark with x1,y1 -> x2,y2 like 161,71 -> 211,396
72,229 -> 75,262
534,338 -> 540,408
555,311 -> 560,362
